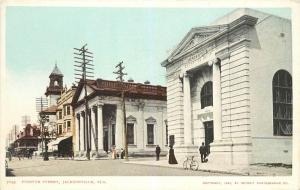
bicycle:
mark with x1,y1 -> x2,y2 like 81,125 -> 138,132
183,156 -> 199,171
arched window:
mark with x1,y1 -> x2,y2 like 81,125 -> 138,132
201,81 -> 213,109
273,70 -> 292,136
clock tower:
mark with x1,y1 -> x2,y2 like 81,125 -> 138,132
45,64 -> 64,106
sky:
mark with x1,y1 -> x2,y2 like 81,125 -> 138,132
4,7 -> 291,134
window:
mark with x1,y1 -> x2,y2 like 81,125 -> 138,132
63,107 -> 66,116
67,106 -> 71,115
147,124 -> 154,144
67,121 -> 71,132
58,111 -> 62,119
59,125 -> 62,134
127,123 -> 134,144
201,81 -> 213,109
273,70 -> 292,136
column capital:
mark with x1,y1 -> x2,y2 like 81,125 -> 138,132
97,102 -> 104,107
138,101 -> 145,111
208,58 -> 221,67
179,71 -> 192,79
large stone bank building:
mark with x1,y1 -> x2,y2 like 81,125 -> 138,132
161,8 -> 292,165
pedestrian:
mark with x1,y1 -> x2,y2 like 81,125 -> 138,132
111,147 -> 117,159
155,145 -> 161,161
120,148 -> 125,159
199,142 -> 206,163
168,146 -> 178,164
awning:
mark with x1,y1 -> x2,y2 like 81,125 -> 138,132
47,136 -> 72,147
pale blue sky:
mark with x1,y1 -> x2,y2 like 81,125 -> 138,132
5,7 -> 291,128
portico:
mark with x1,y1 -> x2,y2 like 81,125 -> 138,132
72,79 -> 168,159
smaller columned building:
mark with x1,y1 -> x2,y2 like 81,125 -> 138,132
71,79 -> 167,158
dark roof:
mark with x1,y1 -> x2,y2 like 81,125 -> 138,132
72,79 -> 166,107
50,64 -> 63,76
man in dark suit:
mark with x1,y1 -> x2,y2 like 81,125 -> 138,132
199,142 -> 206,163
155,145 -> 161,161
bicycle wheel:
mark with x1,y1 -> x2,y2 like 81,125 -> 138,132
183,160 -> 188,170
190,160 -> 199,171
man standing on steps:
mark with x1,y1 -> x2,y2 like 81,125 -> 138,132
155,145 -> 161,161
199,142 -> 206,163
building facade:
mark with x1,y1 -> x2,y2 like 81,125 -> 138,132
14,124 -> 41,155
72,79 -> 167,158
161,8 -> 292,165
51,85 -> 76,156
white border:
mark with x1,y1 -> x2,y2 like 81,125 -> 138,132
0,1 -> 299,190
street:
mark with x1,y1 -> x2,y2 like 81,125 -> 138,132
6,157 -> 230,176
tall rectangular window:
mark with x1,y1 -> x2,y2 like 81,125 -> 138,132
67,121 -> 71,132
127,123 -> 134,144
59,125 -> 62,134
59,111 -> 62,119
147,124 -> 154,144
67,106 -> 71,115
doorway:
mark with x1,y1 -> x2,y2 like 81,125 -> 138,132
103,130 -> 108,152
204,121 -> 214,154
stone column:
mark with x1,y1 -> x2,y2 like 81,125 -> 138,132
90,107 -> 96,152
80,111 -> 85,152
137,102 -> 145,150
115,104 -> 124,149
76,113 -> 80,152
96,103 -> 106,156
212,58 -> 222,141
183,72 -> 193,145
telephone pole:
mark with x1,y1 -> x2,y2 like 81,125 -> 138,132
113,61 -> 127,82
113,61 -> 129,160
74,44 -> 94,160
35,96 -> 49,161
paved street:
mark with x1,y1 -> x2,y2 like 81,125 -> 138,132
6,157 -> 229,176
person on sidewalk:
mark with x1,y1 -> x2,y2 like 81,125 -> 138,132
199,142 -> 206,163
120,148 -> 125,159
155,145 -> 161,161
168,146 -> 178,164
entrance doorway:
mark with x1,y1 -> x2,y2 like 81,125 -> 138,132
204,121 -> 214,154
104,130 -> 108,152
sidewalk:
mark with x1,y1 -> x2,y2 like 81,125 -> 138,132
123,158 -> 292,176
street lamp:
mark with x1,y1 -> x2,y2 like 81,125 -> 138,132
39,112 -> 49,161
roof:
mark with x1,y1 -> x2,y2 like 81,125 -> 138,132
72,79 -> 166,107
50,64 -> 63,77
161,8 -> 265,67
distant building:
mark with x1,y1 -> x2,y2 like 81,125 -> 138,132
15,124 -> 41,155
71,79 -> 167,158
161,8 -> 292,165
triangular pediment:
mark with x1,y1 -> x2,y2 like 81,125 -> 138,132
168,25 -> 228,61
78,85 -> 94,102
126,115 -> 136,123
145,116 -> 156,124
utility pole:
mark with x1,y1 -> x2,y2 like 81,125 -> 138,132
113,61 -> 129,160
35,96 -> 48,161
113,61 -> 127,82
74,44 -> 94,160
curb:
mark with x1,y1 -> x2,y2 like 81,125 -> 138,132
123,161 -> 247,176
